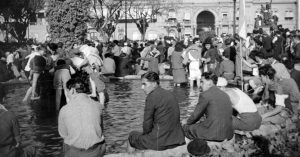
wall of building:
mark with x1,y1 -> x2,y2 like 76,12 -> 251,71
20,0 -> 298,42
115,0 -> 298,40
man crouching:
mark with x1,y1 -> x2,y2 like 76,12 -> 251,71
128,72 -> 185,151
58,78 -> 105,157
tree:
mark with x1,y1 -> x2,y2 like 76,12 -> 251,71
90,0 -> 122,41
0,0 -> 44,42
125,0 -> 166,41
126,0 -> 181,41
46,0 -> 91,44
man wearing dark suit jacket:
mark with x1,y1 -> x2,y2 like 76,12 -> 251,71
182,72 -> 234,141
128,72 -> 185,151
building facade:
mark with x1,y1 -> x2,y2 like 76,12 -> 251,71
17,0 -> 298,42
115,0 -> 298,40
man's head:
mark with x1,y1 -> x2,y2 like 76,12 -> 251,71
201,72 -> 218,92
141,72 -> 159,95
293,34 -> 300,44
56,59 -> 66,66
66,78 -> 87,98
259,64 -> 276,83
193,38 -> 201,46
36,45 -> 46,56
5,51 -> 11,57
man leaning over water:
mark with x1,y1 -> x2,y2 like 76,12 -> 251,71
58,78 -> 105,157
128,72 -> 186,152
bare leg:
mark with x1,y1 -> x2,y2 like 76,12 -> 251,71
20,70 -> 27,79
11,64 -> 21,78
88,77 -> 97,97
23,87 -> 32,102
127,141 -> 135,153
196,78 -> 201,88
55,89 -> 62,111
31,73 -> 40,100
189,79 -> 194,88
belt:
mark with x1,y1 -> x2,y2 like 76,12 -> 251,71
69,140 -> 105,151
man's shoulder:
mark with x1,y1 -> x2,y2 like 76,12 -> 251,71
150,87 -> 173,98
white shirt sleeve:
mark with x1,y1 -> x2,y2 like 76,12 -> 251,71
275,94 -> 288,107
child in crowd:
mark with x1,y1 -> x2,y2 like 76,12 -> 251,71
81,64 -> 108,105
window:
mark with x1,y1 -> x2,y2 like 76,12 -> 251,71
285,10 -> 294,20
222,13 -> 228,18
184,12 -> 191,21
168,9 -> 176,20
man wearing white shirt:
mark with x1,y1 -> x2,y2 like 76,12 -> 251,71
59,78 -> 105,157
217,77 -> 262,131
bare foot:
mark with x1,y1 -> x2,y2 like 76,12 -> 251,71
88,94 -> 97,97
30,96 -> 40,100
126,141 -> 135,153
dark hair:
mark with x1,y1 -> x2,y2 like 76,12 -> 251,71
47,43 -> 58,51
253,37 -> 263,46
223,50 -> 230,59
283,59 -> 294,70
248,50 -> 258,61
113,40 -> 119,45
259,64 -> 276,80
141,71 -> 160,85
202,72 -> 218,85
175,41 -> 184,52
104,53 -> 113,58
249,49 -> 266,60
224,38 -> 232,46
66,78 -> 87,93
193,38 -> 200,44
56,59 -> 66,66
57,42 -> 63,48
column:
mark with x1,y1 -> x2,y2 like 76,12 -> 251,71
298,0 -> 300,30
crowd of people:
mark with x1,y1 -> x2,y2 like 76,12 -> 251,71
1,24 -> 300,157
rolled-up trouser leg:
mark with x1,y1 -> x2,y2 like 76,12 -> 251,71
232,112 -> 262,131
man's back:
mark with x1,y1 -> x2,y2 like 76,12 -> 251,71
142,87 -> 185,150
186,86 -> 233,141
102,57 -> 116,74
262,35 -> 272,51
58,93 -> 103,150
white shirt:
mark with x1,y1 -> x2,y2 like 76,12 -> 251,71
58,93 -> 104,149
225,88 -> 258,113
24,51 -> 40,71
6,54 -> 14,65
121,46 -> 132,56
275,94 -> 288,107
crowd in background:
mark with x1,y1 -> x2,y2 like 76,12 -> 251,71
1,23 -> 300,156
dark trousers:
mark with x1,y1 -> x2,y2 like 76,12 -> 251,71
62,141 -> 105,157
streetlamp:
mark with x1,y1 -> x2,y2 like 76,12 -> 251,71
124,0 -> 127,41
233,0 -> 236,35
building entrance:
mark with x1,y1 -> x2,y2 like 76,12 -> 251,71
196,11 -> 215,34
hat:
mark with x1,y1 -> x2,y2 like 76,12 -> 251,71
217,77 -> 228,87
187,139 -> 210,156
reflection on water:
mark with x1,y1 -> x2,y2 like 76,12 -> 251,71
3,80 -> 200,156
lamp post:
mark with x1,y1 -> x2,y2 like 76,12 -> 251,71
124,0 -> 127,41
233,0 -> 236,35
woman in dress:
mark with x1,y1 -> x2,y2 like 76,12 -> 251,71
171,41 -> 187,86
